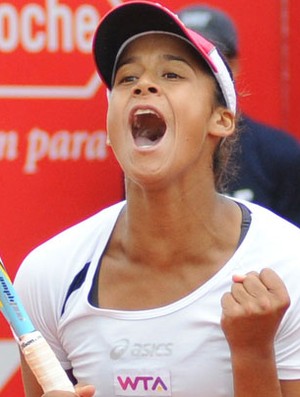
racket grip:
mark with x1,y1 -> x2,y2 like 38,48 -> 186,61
20,331 -> 74,393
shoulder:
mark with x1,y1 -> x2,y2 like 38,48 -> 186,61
242,198 -> 299,228
19,201 -> 125,271
235,199 -> 300,292
234,198 -> 300,251
14,201 -> 125,305
234,198 -> 300,302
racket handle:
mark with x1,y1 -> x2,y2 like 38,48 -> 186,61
20,331 -> 74,393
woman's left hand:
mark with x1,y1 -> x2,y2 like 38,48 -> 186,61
221,268 -> 290,352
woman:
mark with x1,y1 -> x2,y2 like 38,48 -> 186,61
14,2 -> 300,397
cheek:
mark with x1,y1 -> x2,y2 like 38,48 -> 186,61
106,108 -> 114,136
106,100 -> 122,140
106,102 -> 129,165
176,103 -> 208,139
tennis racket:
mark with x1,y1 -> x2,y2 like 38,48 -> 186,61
0,258 -> 74,393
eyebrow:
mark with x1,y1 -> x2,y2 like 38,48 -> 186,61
163,54 -> 190,64
117,53 -> 191,70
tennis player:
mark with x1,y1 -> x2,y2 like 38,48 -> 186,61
14,2 -> 300,397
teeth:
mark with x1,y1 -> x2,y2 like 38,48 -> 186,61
134,109 -> 157,116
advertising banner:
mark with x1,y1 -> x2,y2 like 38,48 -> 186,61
0,0 -> 298,395
0,1 -> 123,394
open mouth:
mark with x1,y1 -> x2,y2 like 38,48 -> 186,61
131,109 -> 166,147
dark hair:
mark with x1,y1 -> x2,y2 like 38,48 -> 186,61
186,44 -> 240,192
211,75 -> 240,192
213,125 -> 240,193
193,50 -> 239,193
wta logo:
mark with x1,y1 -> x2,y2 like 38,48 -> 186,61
114,370 -> 171,396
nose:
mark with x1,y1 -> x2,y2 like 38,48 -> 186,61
132,78 -> 160,96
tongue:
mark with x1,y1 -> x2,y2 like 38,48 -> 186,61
134,125 -> 165,147
135,135 -> 157,147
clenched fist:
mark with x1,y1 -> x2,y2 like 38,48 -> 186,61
221,268 -> 290,352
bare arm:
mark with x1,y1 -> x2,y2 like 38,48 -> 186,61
221,268 -> 300,397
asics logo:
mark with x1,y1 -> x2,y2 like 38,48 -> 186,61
110,339 -> 173,360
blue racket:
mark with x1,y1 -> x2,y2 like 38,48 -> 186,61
0,258 -> 74,393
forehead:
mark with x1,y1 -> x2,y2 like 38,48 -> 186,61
118,33 -> 204,64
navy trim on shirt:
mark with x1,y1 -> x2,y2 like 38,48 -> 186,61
61,262 -> 91,316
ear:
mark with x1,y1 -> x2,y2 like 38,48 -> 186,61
208,107 -> 236,138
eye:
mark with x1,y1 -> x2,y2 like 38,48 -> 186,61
163,72 -> 182,80
117,75 -> 138,85
114,64 -> 140,86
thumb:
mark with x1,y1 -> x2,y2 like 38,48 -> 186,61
75,384 -> 96,397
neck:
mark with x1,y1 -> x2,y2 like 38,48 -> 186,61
114,184 -> 242,268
